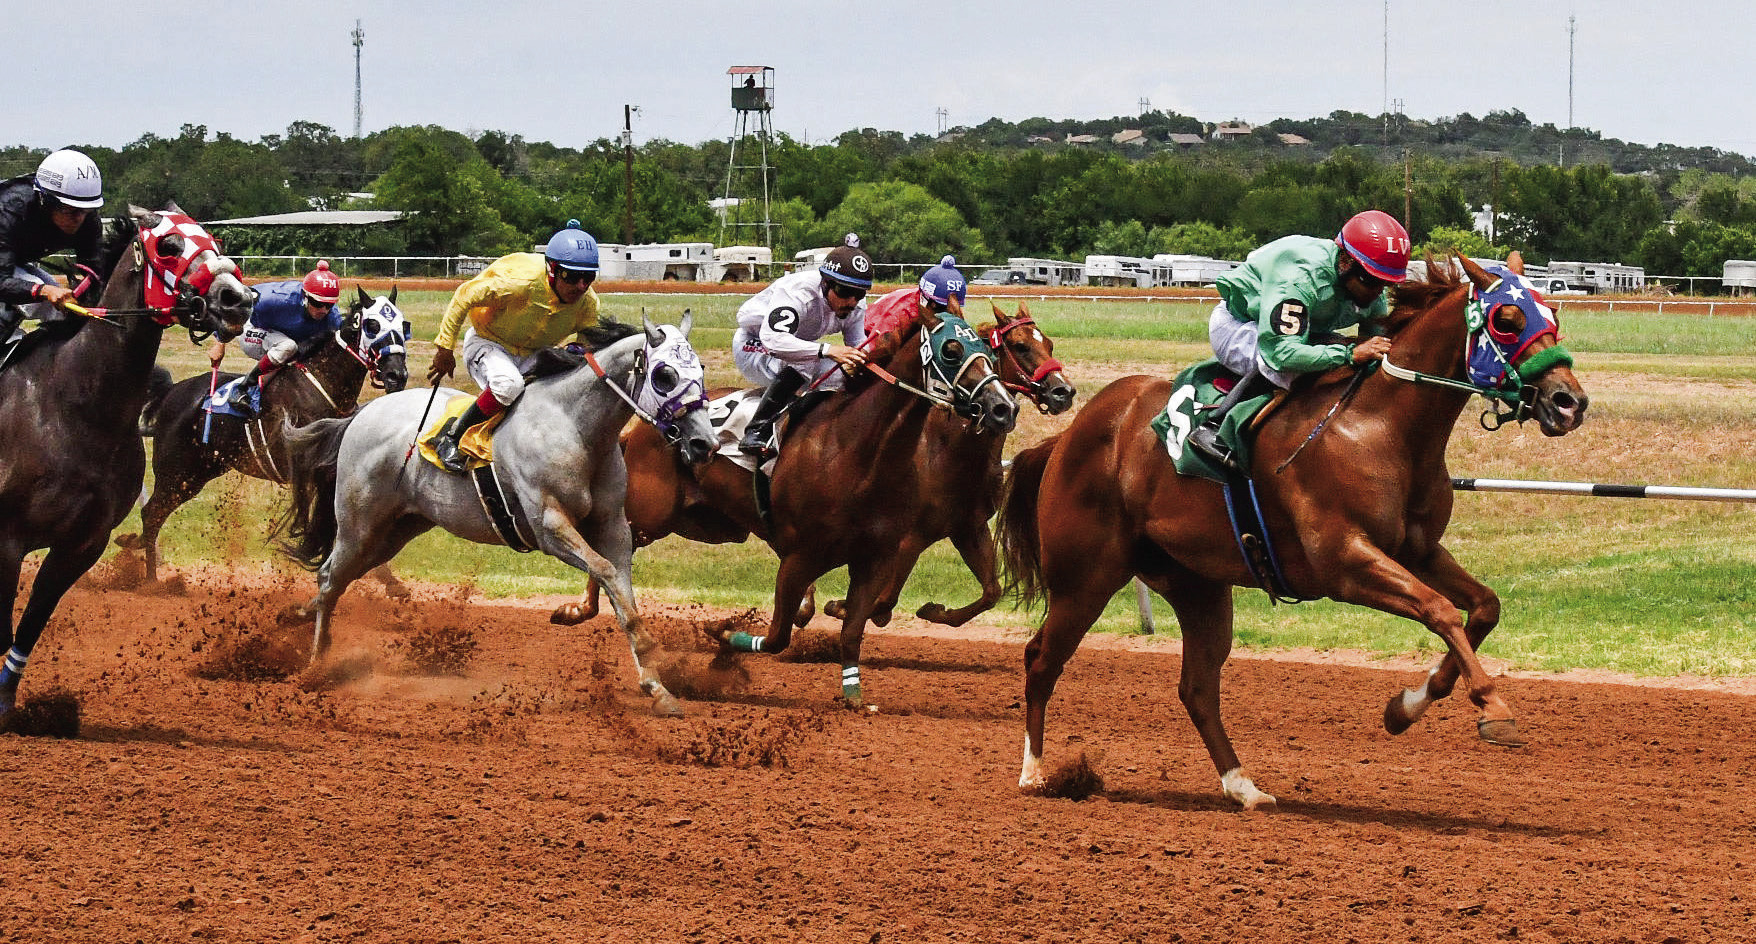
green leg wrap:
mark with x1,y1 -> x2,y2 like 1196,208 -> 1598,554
727,631 -> 765,653
840,664 -> 862,702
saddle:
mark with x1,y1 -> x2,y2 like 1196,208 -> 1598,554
1152,359 -> 1286,483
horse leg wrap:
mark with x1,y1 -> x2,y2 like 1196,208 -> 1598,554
0,647 -> 27,688
840,664 -> 861,698
727,631 -> 765,653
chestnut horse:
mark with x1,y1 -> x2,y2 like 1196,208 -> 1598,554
0,204 -> 254,714
625,302 -> 1018,705
997,254 -> 1588,808
593,301 -> 1072,630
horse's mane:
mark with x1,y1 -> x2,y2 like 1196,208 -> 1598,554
97,214 -> 139,284
524,318 -> 641,380
1384,252 -> 1465,336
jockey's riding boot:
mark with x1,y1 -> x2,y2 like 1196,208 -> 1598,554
226,361 -> 269,412
1186,366 -> 1272,472
434,400 -> 489,475
739,371 -> 806,458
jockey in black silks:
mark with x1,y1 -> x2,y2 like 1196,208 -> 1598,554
0,149 -> 106,354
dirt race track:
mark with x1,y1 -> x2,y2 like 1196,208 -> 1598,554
3,564 -> 1754,944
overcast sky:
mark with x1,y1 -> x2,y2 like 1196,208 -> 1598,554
15,0 -> 1755,159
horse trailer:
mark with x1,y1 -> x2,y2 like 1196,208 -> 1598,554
704,246 -> 773,283
1151,254 -> 1239,286
1543,260 -> 1645,295
596,242 -> 714,281
1083,254 -> 1157,288
973,257 -> 1085,287
1724,260 -> 1756,296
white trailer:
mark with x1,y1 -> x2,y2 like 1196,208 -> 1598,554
1544,260 -> 1645,295
1083,254 -> 1157,288
597,242 -> 714,281
1151,253 -> 1239,286
703,245 -> 773,283
1008,257 -> 1085,286
1723,260 -> 1756,296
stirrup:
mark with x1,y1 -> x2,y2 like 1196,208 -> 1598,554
738,425 -> 775,458
1187,424 -> 1240,472
434,420 -> 469,473
226,385 -> 255,413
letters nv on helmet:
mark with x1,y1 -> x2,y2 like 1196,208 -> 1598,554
34,148 -> 104,209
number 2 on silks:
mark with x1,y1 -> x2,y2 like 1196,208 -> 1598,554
767,306 -> 799,334
1163,384 -> 1198,460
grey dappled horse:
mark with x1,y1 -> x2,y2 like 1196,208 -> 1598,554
278,315 -> 713,716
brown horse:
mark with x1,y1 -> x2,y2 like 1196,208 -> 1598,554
614,302 -> 1020,705
996,254 -> 1588,808
122,286 -> 410,588
0,204 -> 254,714
593,301 -> 1072,633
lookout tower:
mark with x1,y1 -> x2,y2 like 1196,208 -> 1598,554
719,66 -> 776,250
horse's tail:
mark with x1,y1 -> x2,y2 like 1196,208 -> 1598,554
997,432 -> 1060,609
137,364 -> 174,437
272,415 -> 353,569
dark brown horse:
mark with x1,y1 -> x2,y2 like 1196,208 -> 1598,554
121,286 -> 410,587
997,254 -> 1588,807
616,302 -> 1019,705
590,301 -> 1073,632
0,204 -> 254,714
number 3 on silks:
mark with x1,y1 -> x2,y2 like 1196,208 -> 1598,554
1163,384 -> 1198,460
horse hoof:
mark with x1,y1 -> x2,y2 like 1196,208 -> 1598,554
1477,718 -> 1527,748
651,693 -> 685,718
915,603 -> 949,623
1383,693 -> 1416,736
823,600 -> 846,621
275,604 -> 315,626
549,604 -> 591,626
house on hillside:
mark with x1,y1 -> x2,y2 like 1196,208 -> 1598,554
1066,133 -> 1100,144
1168,133 -> 1205,148
1111,129 -> 1146,146
1211,122 -> 1254,142
1277,133 -> 1311,146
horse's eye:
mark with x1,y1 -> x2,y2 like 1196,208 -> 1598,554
652,364 -> 678,394
362,318 -> 380,335
157,233 -> 185,259
1490,304 -> 1526,337
943,339 -> 965,361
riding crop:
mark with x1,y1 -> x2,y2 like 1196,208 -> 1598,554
398,381 -> 444,481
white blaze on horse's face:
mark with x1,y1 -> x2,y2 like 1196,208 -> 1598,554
637,324 -> 708,430
357,298 -> 410,358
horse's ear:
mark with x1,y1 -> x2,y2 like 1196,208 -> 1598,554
1457,254 -> 1496,293
1505,250 -> 1525,276
128,204 -> 156,226
947,296 -> 964,318
990,300 -> 1006,324
355,284 -> 372,308
642,314 -> 662,346
679,307 -> 693,338
164,200 -> 184,216
388,284 -> 398,304
1016,299 -> 1031,319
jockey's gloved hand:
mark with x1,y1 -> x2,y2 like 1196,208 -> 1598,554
37,283 -> 76,308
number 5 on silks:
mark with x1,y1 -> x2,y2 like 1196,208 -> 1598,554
1162,384 -> 1198,460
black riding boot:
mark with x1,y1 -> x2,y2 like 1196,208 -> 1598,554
226,361 -> 270,412
1186,366 -> 1273,472
434,401 -> 489,474
739,371 -> 806,458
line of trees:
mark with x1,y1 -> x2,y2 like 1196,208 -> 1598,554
5,110 -> 1755,280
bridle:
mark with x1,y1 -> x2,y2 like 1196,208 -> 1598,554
985,314 -> 1066,413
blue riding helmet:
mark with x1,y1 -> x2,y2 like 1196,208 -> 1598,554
919,255 -> 967,306
545,220 -> 600,272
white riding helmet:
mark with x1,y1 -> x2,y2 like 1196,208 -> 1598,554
34,149 -> 104,210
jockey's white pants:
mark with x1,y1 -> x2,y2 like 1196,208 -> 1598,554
460,328 -> 541,406
1208,302 -> 1295,390
240,326 -> 299,366
733,331 -> 846,391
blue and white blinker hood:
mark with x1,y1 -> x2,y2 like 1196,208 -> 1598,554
1464,265 -> 1574,391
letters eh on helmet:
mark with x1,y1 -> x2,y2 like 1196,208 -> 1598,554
545,219 -> 600,272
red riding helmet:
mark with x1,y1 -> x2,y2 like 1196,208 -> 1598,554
302,260 -> 341,305
1335,210 -> 1411,282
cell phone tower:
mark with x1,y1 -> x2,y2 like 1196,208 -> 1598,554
352,20 -> 364,139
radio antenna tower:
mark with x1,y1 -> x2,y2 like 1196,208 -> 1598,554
935,107 -> 949,135
351,19 -> 364,138
1567,14 -> 1576,129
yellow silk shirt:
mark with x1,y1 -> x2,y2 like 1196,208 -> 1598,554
434,252 -> 600,356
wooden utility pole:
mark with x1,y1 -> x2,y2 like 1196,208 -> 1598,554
621,105 -> 636,245
1403,148 -> 1413,233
